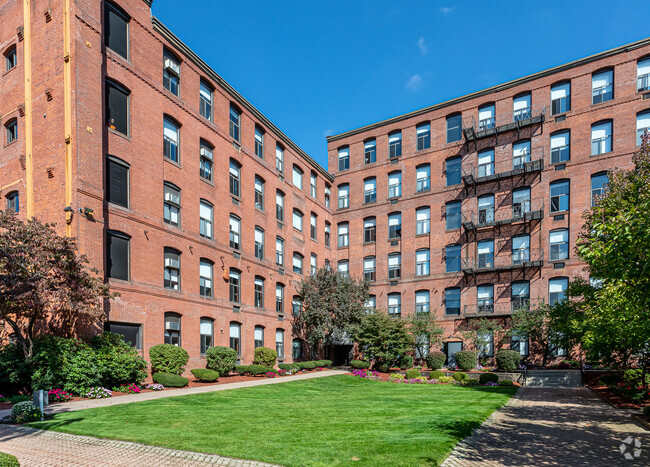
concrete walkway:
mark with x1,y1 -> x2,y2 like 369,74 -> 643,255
0,369 -> 347,420
442,387 -> 650,466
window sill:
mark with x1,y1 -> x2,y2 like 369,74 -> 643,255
337,206 -> 350,211
3,140 -> 18,149
107,127 -> 131,141
363,200 -> 377,206
106,47 -> 132,67
337,246 -> 349,250
200,176 -> 215,187
549,210 -> 569,216
363,241 -> 376,246
550,110 -> 572,119
164,157 -> 182,169
386,196 -> 401,202
2,65 -> 17,78
590,99 -> 614,108
445,228 -> 461,233
590,150 -> 613,157
388,238 -> 401,242
106,202 -> 132,213
416,188 -> 431,195
163,87 -> 182,103
255,207 -> 265,215
415,233 -> 430,238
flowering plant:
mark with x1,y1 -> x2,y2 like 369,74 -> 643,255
145,383 -> 165,391
277,369 -> 287,375
265,372 -> 276,378
315,367 -> 324,371
352,369 -> 381,381
115,383 -> 141,394
392,377 -> 430,384
484,381 -> 499,386
48,389 -> 73,402
388,373 -> 405,381
85,387 -> 112,399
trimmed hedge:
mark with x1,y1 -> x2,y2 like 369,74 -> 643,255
454,350 -> 477,371
425,351 -> 446,370
149,344 -> 189,375
152,372 -> 189,388
495,349 -> 521,372
350,360 -> 370,369
405,368 -> 420,379
205,346 -> 238,377
429,370 -> 445,379
320,359 -> 333,367
498,379 -> 515,386
398,355 -> 414,370
0,452 -> 19,467
253,347 -> 277,367
452,372 -> 468,382
278,363 -> 294,371
190,369 -> 220,382
297,362 -> 316,370
479,372 -> 499,384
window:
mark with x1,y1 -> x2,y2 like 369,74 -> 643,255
229,105 -> 241,141
310,213 -> 317,240
163,248 -> 180,290
163,182 -> 180,226
549,277 -> 568,306
478,148 -> 494,177
477,284 -> 494,313
364,139 -> 376,164
510,331 -> 529,356
292,209 -> 303,231
254,126 -> 264,158
104,2 -> 129,59
364,217 -> 376,243
5,119 -> 17,144
388,293 -> 401,317
591,172 -> 608,206
276,329 -> 284,358
513,187 -> 531,218
550,180 -> 569,213
337,222 -> 349,248
324,185 -> 331,208
337,184 -> 349,209
549,229 -> 569,261
164,312 -> 181,346
324,222 -> 331,247
592,69 -> 613,104
199,141 -> 213,181
254,176 -> 265,210
446,201 -> 461,230
254,227 -> 265,260
229,215 -> 241,250
388,212 -> 401,239
512,140 -> 531,170
275,190 -> 284,222
388,131 -> 402,158
388,253 -> 401,279
512,234 -> 530,264
338,146 -> 350,171
416,123 -> 431,150
446,156 -> 461,185
446,244 -> 461,272
5,191 -> 19,213
446,114 -> 462,143
276,237 -> 284,266
364,177 -> 377,204
311,254 -> 317,275
365,295 -> 376,312
229,269 -> 241,303
106,322 -> 142,349
478,331 -> 494,357
200,318 -> 214,354
106,156 -> 129,208
292,165 -> 303,189
107,231 -> 130,280
292,296 -> 302,315
199,260 -> 213,297
229,322 -> 241,355
310,172 -> 317,198
478,103 -> 495,131
637,110 -> 650,145
276,144 -> 284,173
416,164 -> 431,192
551,82 -> 571,114
550,130 -> 570,164
591,121 -> 612,155
163,50 -> 180,97
416,249 -> 430,276
387,171 -> 401,198
511,281 -> 530,310
638,57 -> 650,92
478,194 -> 494,224
229,160 -> 241,197
293,339 -> 303,360
199,80 -> 213,121
276,283 -> 284,313
513,93 -> 532,121
254,326 -> 264,348
163,117 -> 180,163
477,239 -> 494,269
105,80 -> 129,135
254,277 -> 264,308
199,200 -> 213,239
337,260 -> 349,277
445,288 -> 461,315
415,290 -> 430,315
293,253 -> 303,274
363,256 -> 376,281
416,207 -> 430,235
4,46 -> 16,72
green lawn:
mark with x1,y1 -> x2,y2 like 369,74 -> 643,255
28,375 -> 515,466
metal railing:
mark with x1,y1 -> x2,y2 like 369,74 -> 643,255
463,298 -> 543,317
461,199 -> 544,229
462,248 -> 544,273
462,147 -> 544,183
462,104 -> 545,141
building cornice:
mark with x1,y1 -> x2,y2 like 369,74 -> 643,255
327,36 -> 650,143
142,0 -> 153,7
151,16 -> 333,181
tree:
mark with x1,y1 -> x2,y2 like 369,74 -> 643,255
406,312 -> 444,360
294,267 -> 369,355
0,211 -> 113,359
354,311 -> 413,369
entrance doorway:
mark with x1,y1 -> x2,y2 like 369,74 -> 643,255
445,342 -> 463,368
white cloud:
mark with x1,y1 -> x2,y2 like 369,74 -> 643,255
323,129 -> 335,138
417,37 -> 427,56
439,6 -> 455,14
405,74 -> 423,92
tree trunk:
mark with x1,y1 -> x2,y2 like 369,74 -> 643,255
4,316 -> 33,359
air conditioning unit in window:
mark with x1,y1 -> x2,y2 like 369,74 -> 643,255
200,147 -> 210,157
165,321 -> 180,331
164,58 -> 180,75
164,257 -> 178,268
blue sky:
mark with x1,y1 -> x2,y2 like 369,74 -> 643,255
152,0 -> 649,170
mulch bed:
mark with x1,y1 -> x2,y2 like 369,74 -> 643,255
589,385 -> 650,410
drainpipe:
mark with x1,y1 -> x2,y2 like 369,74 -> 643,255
63,0 -> 73,236
23,0 -> 33,218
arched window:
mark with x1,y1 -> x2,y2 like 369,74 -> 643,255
164,312 -> 182,346
229,268 -> 241,303
200,317 -> 214,353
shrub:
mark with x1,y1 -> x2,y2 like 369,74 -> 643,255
454,350 -> 478,371
205,347 -> 238,377
388,373 -> 405,381
235,365 -> 251,375
644,405 -> 650,417
623,369 -> 650,387
149,344 -> 189,376
8,395 -> 31,404
479,372 -> 499,385
190,369 -> 220,382
453,372 -> 468,382
405,369 -> 420,379
85,387 -> 112,399
152,372 -> 189,388
48,389 -> 72,403
114,383 -> 141,394
499,379 -> 515,386
398,355 -> 414,370
320,360 -> 333,367
0,452 -> 20,467
377,363 -> 391,373
145,383 -> 164,391
11,401 -> 42,423
246,365 -> 272,376
463,378 -> 480,386
278,363 -> 295,371
425,351 -> 446,370
438,376 -> 455,384
298,362 -> 316,370
495,349 -> 521,373
253,347 -> 277,367
598,372 -> 620,387
350,360 -> 370,369
90,332 -> 147,389
429,370 -> 445,379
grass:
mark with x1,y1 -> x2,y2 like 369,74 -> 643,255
28,375 -> 516,466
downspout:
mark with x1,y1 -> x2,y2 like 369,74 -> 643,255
23,0 -> 33,218
63,0 -> 73,236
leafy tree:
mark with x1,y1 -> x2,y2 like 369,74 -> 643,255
0,211 -> 113,359
459,318 -> 502,362
406,312 -> 444,359
295,267 -> 369,355
510,306 -> 550,365
354,311 -> 413,370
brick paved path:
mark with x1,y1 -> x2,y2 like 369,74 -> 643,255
442,387 -> 650,466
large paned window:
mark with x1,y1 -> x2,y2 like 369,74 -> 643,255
163,183 -> 180,226
388,212 -> 402,239
446,244 -> 461,272
364,139 -> 376,164
164,248 -> 180,290
591,121 -> 612,155
105,80 -> 129,135
163,50 -> 180,97
199,200 -> 213,239
107,231 -> 130,281
199,260 -> 213,297
415,249 -> 430,276
338,146 -> 350,171
478,103 -> 495,131
415,290 -> 430,315
338,222 -> 349,248
363,256 -> 376,281
163,117 -> 180,163
637,110 -> 650,145
338,184 -> 349,209
229,160 -> 241,197
229,215 -> 241,250
550,180 -> 569,213
364,177 -> 377,204
199,81 -> 213,121
388,171 -> 402,198
293,209 -> 303,231
230,322 -> 241,355
107,156 -> 129,208
551,82 -> 571,114
446,156 -> 461,185
229,105 -> 241,141
477,284 -> 494,313
388,131 -> 402,158
445,288 -> 461,315
164,312 -> 181,346
199,141 -> 213,181
446,114 -> 462,143
388,253 -> 401,279
416,164 -> 431,192
416,207 -> 430,235
104,2 -> 129,59
591,172 -> 608,206
549,278 -> 568,306
592,69 -> 613,104
229,269 -> 241,303
364,217 -> 376,243
254,227 -> 265,260
513,93 -> 531,121
416,123 -> 431,150
549,229 -> 569,261
550,130 -> 570,164
254,277 -> 264,308
388,293 -> 401,317
446,201 -> 461,230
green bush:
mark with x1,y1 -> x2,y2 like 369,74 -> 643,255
0,452 -> 19,467
190,369 -> 220,382
453,372 -> 468,382
405,369 -> 420,379
454,350 -> 477,371
377,363 -> 391,372
479,372 -> 499,384
278,363 -> 295,371
91,332 -> 147,389
623,369 -> 650,387
11,401 -> 42,423
429,370 -> 445,379
425,351 -> 446,370
495,349 -> 521,373
463,378 -> 480,386
152,372 -> 189,388
599,372 -> 620,387
246,364 -> 272,376
206,346 -> 238,377
320,359 -> 333,367
253,347 -> 277,367
298,362 -> 316,370
149,344 -> 189,375
350,360 -> 369,369
8,395 -> 31,404
398,355 -> 414,370
643,405 -> 650,417
438,376 -> 455,384
235,365 -> 251,374
499,379 -> 515,386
